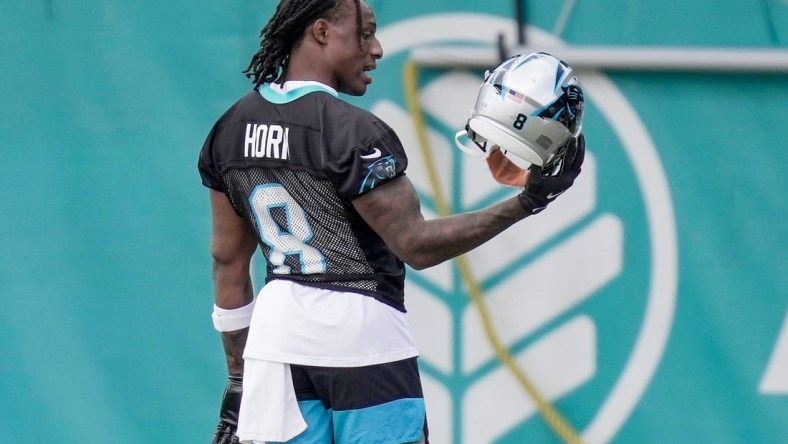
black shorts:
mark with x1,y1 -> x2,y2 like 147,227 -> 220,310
288,357 -> 429,443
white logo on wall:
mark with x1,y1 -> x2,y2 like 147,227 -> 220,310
372,14 -> 678,444
760,311 -> 788,394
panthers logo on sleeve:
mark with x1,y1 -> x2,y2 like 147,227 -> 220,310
359,155 -> 398,194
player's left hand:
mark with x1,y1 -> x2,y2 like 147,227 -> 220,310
518,133 -> 585,214
212,374 -> 243,444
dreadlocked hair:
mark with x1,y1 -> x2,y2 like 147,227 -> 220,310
244,0 -> 362,90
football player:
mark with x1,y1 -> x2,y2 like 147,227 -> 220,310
199,1 -> 584,442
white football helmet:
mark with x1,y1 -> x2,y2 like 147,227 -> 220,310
455,52 -> 584,166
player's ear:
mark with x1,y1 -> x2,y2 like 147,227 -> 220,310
310,18 -> 331,45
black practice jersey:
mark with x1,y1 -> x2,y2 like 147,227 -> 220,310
199,83 -> 409,312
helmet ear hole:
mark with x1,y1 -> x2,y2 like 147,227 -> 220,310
456,52 -> 584,166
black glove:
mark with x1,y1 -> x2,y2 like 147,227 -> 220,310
518,133 -> 585,215
212,374 -> 243,444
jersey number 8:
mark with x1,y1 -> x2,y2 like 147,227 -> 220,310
249,184 -> 327,275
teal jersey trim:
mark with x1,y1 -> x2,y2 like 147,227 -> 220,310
259,82 -> 338,104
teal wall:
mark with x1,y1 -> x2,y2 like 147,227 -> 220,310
1,1 -> 786,443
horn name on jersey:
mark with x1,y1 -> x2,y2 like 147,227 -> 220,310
243,123 -> 290,160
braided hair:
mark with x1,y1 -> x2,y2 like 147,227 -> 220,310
244,0 -> 363,89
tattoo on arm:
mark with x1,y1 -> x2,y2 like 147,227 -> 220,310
221,328 -> 249,375
354,176 -> 527,269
